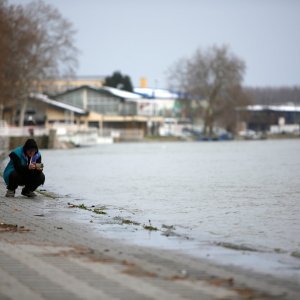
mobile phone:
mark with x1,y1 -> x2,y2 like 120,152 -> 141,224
35,163 -> 44,169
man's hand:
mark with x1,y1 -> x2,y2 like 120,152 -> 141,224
28,163 -> 36,170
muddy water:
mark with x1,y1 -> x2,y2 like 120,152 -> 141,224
42,140 -> 300,277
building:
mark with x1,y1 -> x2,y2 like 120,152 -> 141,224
133,87 -> 179,117
240,104 -> 300,134
28,93 -> 88,126
2,84 -> 180,140
34,75 -> 105,95
51,85 -> 159,131
26,86 -> 163,135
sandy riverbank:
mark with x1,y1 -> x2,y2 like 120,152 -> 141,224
0,183 -> 300,300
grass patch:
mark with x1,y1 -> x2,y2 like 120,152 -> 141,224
37,189 -> 59,199
122,219 -> 140,226
93,208 -> 107,215
68,202 -> 108,216
291,251 -> 300,259
143,225 -> 158,231
217,242 -> 257,252
68,203 -> 160,232
78,203 -> 88,210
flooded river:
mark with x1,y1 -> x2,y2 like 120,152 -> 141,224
42,139 -> 300,278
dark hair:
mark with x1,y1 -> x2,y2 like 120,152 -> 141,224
23,139 -> 38,152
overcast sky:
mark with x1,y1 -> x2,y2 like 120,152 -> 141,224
9,0 -> 300,88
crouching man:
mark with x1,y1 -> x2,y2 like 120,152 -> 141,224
3,139 -> 45,197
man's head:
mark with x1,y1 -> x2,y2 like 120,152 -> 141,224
23,139 -> 38,157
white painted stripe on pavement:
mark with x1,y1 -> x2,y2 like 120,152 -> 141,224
0,267 -> 46,300
126,255 -> 240,299
70,257 -> 193,300
0,243 -> 118,300
71,257 -> 239,300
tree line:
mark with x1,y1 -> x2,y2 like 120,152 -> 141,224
0,0 -> 78,126
245,86 -> 300,105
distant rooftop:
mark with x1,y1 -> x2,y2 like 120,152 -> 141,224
75,75 -> 106,80
103,86 -> 141,100
29,93 -> 87,115
134,88 -> 179,99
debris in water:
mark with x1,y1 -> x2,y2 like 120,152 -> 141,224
78,204 -> 88,210
162,224 -> 175,230
68,203 -> 77,208
0,223 -> 17,232
143,225 -> 158,231
217,242 -> 258,252
0,223 -> 30,232
161,229 -> 180,237
122,219 -> 140,226
93,208 -> 107,215
291,251 -> 300,259
68,202 -> 108,216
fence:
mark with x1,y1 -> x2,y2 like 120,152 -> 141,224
0,126 -> 49,137
49,123 -> 144,143
0,124 -> 49,150
56,128 -> 144,145
0,123 -> 145,149
110,129 -> 144,142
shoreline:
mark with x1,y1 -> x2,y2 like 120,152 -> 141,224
141,136 -> 300,144
1,184 -> 300,299
59,195 -> 300,283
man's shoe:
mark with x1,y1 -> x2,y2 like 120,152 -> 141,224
21,189 -> 37,198
5,189 -> 15,197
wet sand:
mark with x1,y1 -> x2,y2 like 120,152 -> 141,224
0,183 -> 299,300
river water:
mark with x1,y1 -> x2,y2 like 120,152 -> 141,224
42,139 -> 300,278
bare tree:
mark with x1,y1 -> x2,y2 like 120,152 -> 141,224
0,0 -> 20,116
217,85 -> 251,133
168,45 -> 248,135
0,0 -> 78,126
